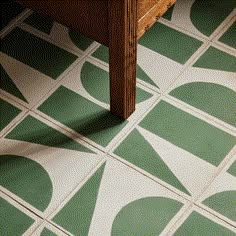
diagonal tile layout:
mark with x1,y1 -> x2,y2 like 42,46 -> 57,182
1,1 -> 236,235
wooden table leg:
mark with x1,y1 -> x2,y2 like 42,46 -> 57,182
108,0 -> 137,119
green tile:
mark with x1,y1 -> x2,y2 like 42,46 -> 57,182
219,21 -> 236,49
0,197 -> 34,236
0,65 -> 28,103
0,98 -> 21,131
24,12 -> 54,34
139,101 -> 236,166
40,228 -> 58,236
69,30 -> 94,51
6,115 -> 93,153
81,62 -> 153,104
190,0 -> 235,36
1,27 -> 78,79
170,82 -> 236,127
38,86 -> 127,147
193,47 -> 236,72
92,45 -> 109,63
227,161 -> 236,177
137,64 -> 158,88
138,22 -> 203,64
162,5 -> 174,21
203,191 -> 236,222
112,197 -> 183,236
92,45 -> 158,87
0,155 -> 53,211
174,211 -> 235,236
1,2 -> 25,29
114,128 -> 190,195
53,163 -> 105,236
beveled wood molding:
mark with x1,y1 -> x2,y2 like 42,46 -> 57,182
137,0 -> 176,39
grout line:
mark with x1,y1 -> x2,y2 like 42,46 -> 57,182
46,158 -> 106,220
163,41 -> 211,95
19,23 -> 83,57
0,8 -> 33,39
0,90 -> 29,110
29,56 -> 90,110
0,189 -> 44,220
42,220 -> 73,236
194,145 -> 236,203
0,88 -> 31,110
158,17 -> 209,43
28,110 -> 105,154
193,203 -> 236,229
168,203 -> 236,234
212,41 -> 236,56
209,9 -> 236,43
19,21 -> 100,59
164,95 -> 236,137
107,95 -> 163,153
106,153 -> 192,203
166,203 -> 194,235
35,220 -> 71,236
209,41 -> 236,57
0,110 -> 29,139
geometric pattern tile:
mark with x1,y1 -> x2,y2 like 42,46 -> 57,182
0,196 -> 35,236
1,28 -> 78,79
174,211 -> 235,235
1,0 -> 236,234
5,115 -> 93,153
0,98 -> 21,132
139,101 -> 236,166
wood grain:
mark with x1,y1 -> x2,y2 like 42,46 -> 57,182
16,0 -> 109,45
108,0 -> 137,119
137,0 -> 177,39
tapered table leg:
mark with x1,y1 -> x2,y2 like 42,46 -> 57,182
108,0 -> 137,119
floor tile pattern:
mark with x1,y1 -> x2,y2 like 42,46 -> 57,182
1,1 -> 236,235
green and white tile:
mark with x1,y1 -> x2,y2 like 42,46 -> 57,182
139,100 -> 236,166
91,44 -> 161,91
23,12 -> 54,35
1,27 -> 78,80
1,1 -> 236,235
61,59 -> 155,109
138,22 -> 203,90
48,158 -> 189,236
1,2 -> 25,30
197,157 -> 236,226
0,53 -> 55,107
168,46 -> 236,130
218,20 -> 236,50
0,114 -> 104,217
0,192 -> 42,236
114,100 -> 236,198
227,158 -> 236,177
161,0 -> 235,39
91,22 -> 203,91
31,222 -> 68,236
0,96 -> 27,137
35,59 -> 157,149
0,98 -> 22,132
170,206 -> 236,235
21,11 -> 97,56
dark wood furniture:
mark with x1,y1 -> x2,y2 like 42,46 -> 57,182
17,0 -> 176,119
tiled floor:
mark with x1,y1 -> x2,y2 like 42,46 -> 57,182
1,1 -> 236,235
